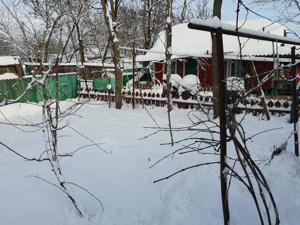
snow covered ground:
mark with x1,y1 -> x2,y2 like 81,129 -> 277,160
0,100 -> 299,225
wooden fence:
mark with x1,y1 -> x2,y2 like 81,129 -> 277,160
78,80 -> 293,114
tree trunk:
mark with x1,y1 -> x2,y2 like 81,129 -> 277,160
75,23 -> 87,80
144,0 -> 152,49
101,0 -> 122,109
166,0 -> 174,146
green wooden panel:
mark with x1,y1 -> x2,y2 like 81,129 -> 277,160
185,58 -> 198,75
0,73 -> 78,103
93,78 -> 111,91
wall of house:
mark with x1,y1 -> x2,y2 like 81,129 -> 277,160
152,58 -> 277,92
248,61 -> 274,93
198,58 -> 212,87
185,58 -> 198,75
0,65 -> 17,75
153,62 -> 164,83
176,60 -> 185,77
0,65 -> 24,77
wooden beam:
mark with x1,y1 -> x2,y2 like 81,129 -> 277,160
291,46 -> 299,156
188,20 -> 300,46
216,26 -> 230,225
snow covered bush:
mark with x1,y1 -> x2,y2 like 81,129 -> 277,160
226,76 -> 245,92
163,73 -> 182,90
178,74 -> 201,95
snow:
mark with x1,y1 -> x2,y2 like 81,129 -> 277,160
24,62 -> 116,68
162,73 -> 182,89
0,56 -> 20,66
137,19 -> 296,62
0,73 -> 19,80
178,74 -> 200,94
191,17 -> 300,45
106,84 -> 112,90
166,17 -> 171,24
125,71 -> 145,90
0,101 -> 299,225
226,76 -> 245,91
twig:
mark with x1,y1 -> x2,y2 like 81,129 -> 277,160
153,161 -> 219,183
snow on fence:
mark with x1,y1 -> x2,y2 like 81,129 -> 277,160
79,80 -> 293,114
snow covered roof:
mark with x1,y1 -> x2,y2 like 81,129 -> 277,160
24,62 -> 115,68
137,19 -> 297,62
24,59 -> 141,69
0,56 -> 21,66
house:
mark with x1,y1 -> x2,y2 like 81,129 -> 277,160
0,56 -> 25,78
137,19 -> 299,93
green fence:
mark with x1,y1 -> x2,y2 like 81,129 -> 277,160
0,73 -> 78,103
93,77 -> 114,91
92,68 -> 150,91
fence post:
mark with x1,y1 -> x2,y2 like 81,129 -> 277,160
132,41 -> 136,109
215,27 -> 230,225
291,46 -> 299,157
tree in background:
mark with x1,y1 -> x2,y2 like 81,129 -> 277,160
174,0 -> 211,23
101,0 -> 123,109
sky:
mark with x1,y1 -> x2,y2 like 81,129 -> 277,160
208,0 -> 300,37
0,0 -> 288,22
0,0 -> 298,36
215,0 -> 278,21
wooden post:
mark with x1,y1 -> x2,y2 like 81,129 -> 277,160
291,46 -> 299,156
132,41 -> 136,109
216,27 -> 230,225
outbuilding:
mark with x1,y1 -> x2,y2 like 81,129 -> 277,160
0,56 -> 24,78
137,19 -> 299,93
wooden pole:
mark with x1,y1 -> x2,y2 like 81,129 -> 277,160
291,46 -> 299,157
216,27 -> 230,225
132,41 -> 136,109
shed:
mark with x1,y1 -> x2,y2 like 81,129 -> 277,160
0,56 -> 24,77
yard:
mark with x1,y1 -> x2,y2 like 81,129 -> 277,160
0,100 -> 299,225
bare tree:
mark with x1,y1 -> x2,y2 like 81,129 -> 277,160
0,0 -> 69,63
174,0 -> 211,23
165,0 -> 174,146
0,40 -> 105,218
250,0 -> 300,37
101,0 -> 123,109
22,0 -> 67,63
142,0 -> 165,50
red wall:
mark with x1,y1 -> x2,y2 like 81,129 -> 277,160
152,58 -> 277,90
176,60 -> 184,77
198,58 -> 212,87
154,62 -> 164,83
250,61 -> 274,90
